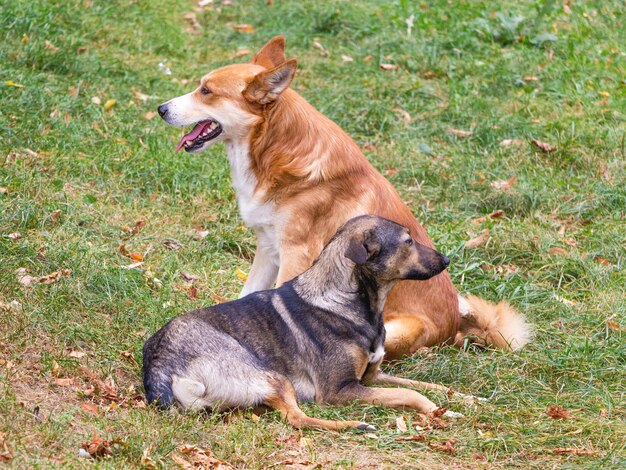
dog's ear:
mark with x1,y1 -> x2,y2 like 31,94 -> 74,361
243,59 -> 297,105
344,233 -> 380,265
251,36 -> 286,69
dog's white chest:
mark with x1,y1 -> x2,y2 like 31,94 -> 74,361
226,141 -> 280,254
368,344 -> 385,364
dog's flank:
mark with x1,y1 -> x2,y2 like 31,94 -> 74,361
157,36 -> 531,357
143,216 -> 464,430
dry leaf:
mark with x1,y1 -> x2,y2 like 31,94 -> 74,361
44,40 -> 59,52
491,175 -> 517,190
49,209 -> 62,223
122,219 -> 146,235
500,139 -> 525,147
6,232 -> 21,240
464,230 -> 490,248
0,187 -> 7,195
380,63 -> 398,71
176,445 -> 231,468
80,402 -> 99,415
236,268 -> 248,281
103,99 -> 117,111
393,108 -> 411,123
232,49 -> 251,59
68,350 -> 86,359
395,416 -> 407,433
446,127 -> 472,137
548,247 -> 568,256
16,268 -> 35,287
183,12 -> 201,34
489,210 -> 506,219
594,256 -> 612,266
144,111 -> 157,120
54,378 -> 75,387
231,24 -> 254,33
394,434 -> 427,442
163,239 -> 183,250
428,439 -> 457,454
180,272 -> 199,282
531,139 -> 556,153
606,320 -> 623,331
312,39 -> 329,57
341,54 -> 354,62
523,76 -> 539,82
141,446 -> 158,469
187,286 -> 198,299
81,434 -> 117,458
553,447 -> 595,455
546,405 -> 572,419
121,262 -> 144,270
210,293 -> 228,303
190,229 -> 209,240
91,96 -> 101,105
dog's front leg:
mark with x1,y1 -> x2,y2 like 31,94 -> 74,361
239,244 -> 279,298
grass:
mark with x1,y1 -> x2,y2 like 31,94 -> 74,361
1,0 -> 625,467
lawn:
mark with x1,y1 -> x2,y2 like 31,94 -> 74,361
1,0 -> 625,467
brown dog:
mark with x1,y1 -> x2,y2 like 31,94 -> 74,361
157,36 -> 531,359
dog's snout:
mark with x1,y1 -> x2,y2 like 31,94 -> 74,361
157,104 -> 169,118
441,255 -> 450,268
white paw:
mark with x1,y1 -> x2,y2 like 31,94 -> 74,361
443,410 -> 464,419
357,422 -> 376,431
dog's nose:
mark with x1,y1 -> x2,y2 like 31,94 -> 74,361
441,256 -> 450,267
157,104 -> 168,118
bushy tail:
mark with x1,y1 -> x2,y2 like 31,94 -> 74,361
142,344 -> 174,408
455,295 -> 532,351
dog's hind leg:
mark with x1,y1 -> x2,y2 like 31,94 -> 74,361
383,315 -> 429,360
265,379 -> 375,431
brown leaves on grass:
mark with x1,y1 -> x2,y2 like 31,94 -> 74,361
491,175 -> 517,190
121,219 -> 146,236
312,40 -> 329,57
393,108 -> 411,123
428,439 -> 457,454
446,127 -> 472,138
546,405 -> 573,419
500,139 -> 525,147
380,63 -> 398,71
81,433 -> 124,458
606,319 -> 623,331
183,13 -> 202,35
394,434 -> 427,442
553,447 -> 595,455
0,432 -> 11,463
16,268 -> 71,287
547,247 -> 568,256
231,24 -> 254,33
531,139 -> 556,153
172,445 -> 232,469
464,230 -> 490,248
119,244 -> 143,262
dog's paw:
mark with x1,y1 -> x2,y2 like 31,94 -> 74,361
443,410 -> 464,419
357,422 -> 376,431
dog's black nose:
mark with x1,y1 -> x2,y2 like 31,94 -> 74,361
157,104 -> 168,118
441,256 -> 450,267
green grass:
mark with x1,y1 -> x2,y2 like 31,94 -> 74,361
1,0 -> 625,467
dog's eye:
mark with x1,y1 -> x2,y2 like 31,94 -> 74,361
200,87 -> 211,95
405,238 -> 413,246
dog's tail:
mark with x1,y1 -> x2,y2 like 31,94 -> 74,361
142,344 -> 174,408
455,295 -> 532,351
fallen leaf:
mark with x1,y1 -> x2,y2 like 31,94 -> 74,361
236,268 -> 248,281
120,262 -> 144,270
232,49 -> 252,59
68,350 -> 86,359
446,127 -> 472,137
49,209 -> 62,223
16,268 -> 35,287
187,286 -> 198,299
489,210 -> 506,219
523,76 -> 539,82
54,378 -> 75,387
395,416 -> 407,433
231,24 -> 254,33
563,237 -> 577,248
210,293 -> 228,303
394,434 -> 427,442
531,139 -> 556,153
183,12 -> 201,34
144,111 -> 157,120
180,272 -> 199,282
380,63 -> 398,71
491,175 -> 517,190
6,232 -> 21,240
464,230 -> 490,248
176,445 -> 231,468
91,96 -> 101,105
428,439 -> 457,454
81,433 -> 118,458
393,108 -> 411,123
312,39 -> 329,57
546,405 -> 572,419
122,219 -> 146,235
163,239 -> 183,251
500,139 -> 525,147
119,349 -> 138,365
5,80 -> 25,88
0,187 -> 7,194
190,229 -> 209,240
548,247 -> 568,256
553,447 -> 595,455
341,54 -> 354,62
103,99 -> 117,111
80,402 -> 99,415
44,40 -> 59,52
594,256 -> 612,266
472,216 -> 486,224
606,320 -> 623,331
141,445 -> 158,469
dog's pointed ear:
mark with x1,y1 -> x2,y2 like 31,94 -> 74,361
243,59 -> 297,105
251,36 -> 286,68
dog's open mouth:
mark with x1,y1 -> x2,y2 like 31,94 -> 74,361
175,119 -> 223,152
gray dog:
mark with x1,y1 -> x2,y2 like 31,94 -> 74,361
143,215 -> 468,431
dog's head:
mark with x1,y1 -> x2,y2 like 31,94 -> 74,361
157,36 -> 297,153
341,216 -> 449,283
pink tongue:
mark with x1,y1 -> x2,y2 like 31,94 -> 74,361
175,120 -> 212,152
